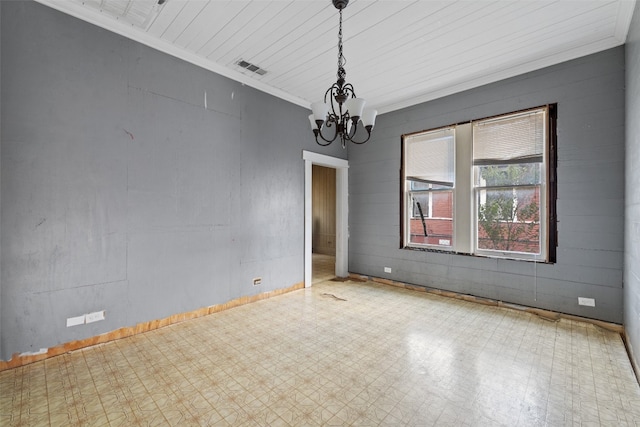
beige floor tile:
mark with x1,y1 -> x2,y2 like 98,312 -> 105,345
2,275 -> 640,426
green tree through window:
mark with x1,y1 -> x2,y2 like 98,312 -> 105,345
477,164 -> 540,253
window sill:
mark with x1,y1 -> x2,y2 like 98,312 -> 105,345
402,245 -> 553,264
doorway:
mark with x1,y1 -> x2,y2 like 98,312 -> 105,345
303,151 -> 349,287
312,164 -> 336,284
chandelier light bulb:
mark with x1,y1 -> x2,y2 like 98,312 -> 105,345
311,101 -> 329,126
345,98 -> 366,119
362,109 -> 378,128
308,114 -> 319,130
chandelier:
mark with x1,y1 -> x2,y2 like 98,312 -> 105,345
309,0 -> 377,148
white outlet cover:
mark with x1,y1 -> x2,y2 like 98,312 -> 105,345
384,267 -> 392,273
86,310 -> 105,323
578,297 -> 596,307
66,315 -> 85,327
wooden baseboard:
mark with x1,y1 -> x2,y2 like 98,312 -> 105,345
0,282 -> 304,372
350,273 -> 624,334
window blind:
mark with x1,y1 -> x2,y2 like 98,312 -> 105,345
405,128 -> 455,187
473,109 -> 545,165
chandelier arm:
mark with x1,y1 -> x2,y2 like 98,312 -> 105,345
347,120 -> 359,141
347,128 -> 373,144
326,88 -> 342,118
327,85 -> 353,118
316,118 -> 340,145
342,83 -> 356,99
323,85 -> 335,104
315,133 -> 337,146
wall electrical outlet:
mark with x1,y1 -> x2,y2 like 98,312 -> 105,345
578,297 -> 596,307
253,277 -> 262,286
66,315 -> 85,327
384,267 -> 392,273
86,310 -> 105,323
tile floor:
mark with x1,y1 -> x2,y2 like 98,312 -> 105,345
312,253 -> 337,284
1,270 -> 639,426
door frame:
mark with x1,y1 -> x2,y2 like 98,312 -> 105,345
303,150 -> 349,287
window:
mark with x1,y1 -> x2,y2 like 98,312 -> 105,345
403,128 -> 455,248
401,105 -> 556,262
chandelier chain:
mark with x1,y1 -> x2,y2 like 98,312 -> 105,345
337,9 -> 345,77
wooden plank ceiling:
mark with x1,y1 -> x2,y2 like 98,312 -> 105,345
36,0 -> 637,114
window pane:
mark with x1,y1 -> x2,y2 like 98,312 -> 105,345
405,128 -> 455,186
475,163 -> 541,187
410,181 -> 452,191
473,110 -> 544,164
477,186 -> 540,254
411,194 -> 429,218
411,182 -> 430,191
409,191 -> 453,247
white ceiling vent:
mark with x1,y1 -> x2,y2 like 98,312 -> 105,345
236,59 -> 267,76
72,0 -> 165,30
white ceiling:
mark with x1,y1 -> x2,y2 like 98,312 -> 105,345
36,0 -> 637,114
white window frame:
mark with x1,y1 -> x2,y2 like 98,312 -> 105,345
401,106 -> 554,263
402,127 -> 456,250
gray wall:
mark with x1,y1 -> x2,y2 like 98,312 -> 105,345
0,1 -> 346,360
349,47 -> 625,323
625,2 -> 640,376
